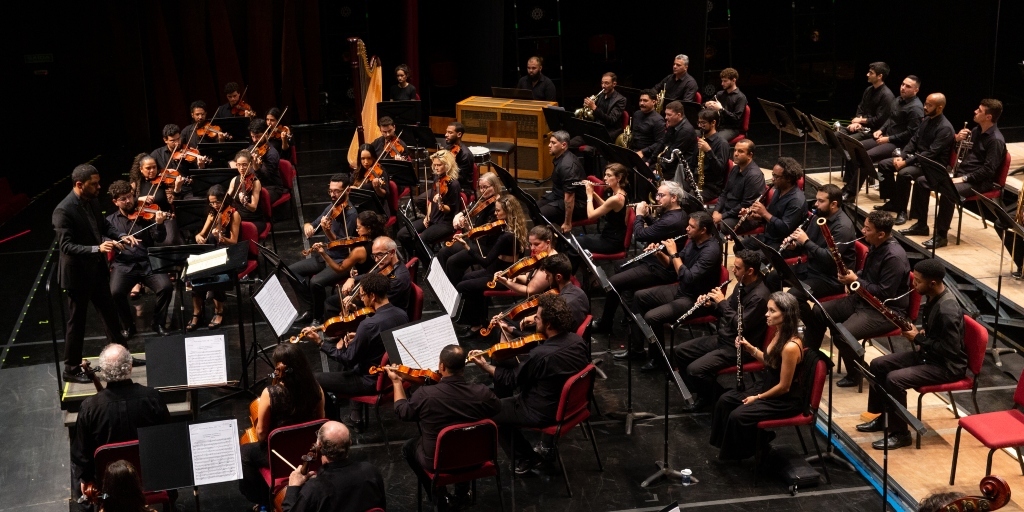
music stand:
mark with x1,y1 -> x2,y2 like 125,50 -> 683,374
207,116 -> 251,141
380,159 -> 419,190
915,153 -> 962,257
583,134 -> 658,203
195,141 -> 250,168
810,115 -> 850,181
542,106 -> 572,133
563,117 -> 612,145
186,170 -> 237,198
491,87 -> 533,100
970,193 -> 1020,368
396,209 -> 433,261
604,303 -> 658,436
757,98 -> 804,158
788,106 -> 820,169
150,245 -> 214,333
377,101 -> 421,126
680,101 -> 702,130
837,132 -> 876,210
348,188 -> 386,217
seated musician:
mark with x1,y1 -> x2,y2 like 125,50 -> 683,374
298,273 -> 409,428
189,184 -> 241,331
468,294 -> 590,474
227,150 -> 267,234
451,196 -> 529,339
650,101 -> 696,181
856,259 -> 967,450
838,62 -> 894,142
71,344 -> 169,502
181,100 -> 220,146
516,56 -> 557,101
282,421 -> 386,512
352,144 -> 390,205
390,63 -> 418,101
445,121 -> 474,193
537,130 -> 587,233
781,184 -> 857,298
899,99 -> 1005,249
150,123 -> 181,171
577,163 -> 628,254
738,156 -> 806,250
106,180 -> 173,337
305,211 -> 386,323
370,116 -> 409,161
694,108 -> 731,200
265,107 -> 293,155
438,172 -> 503,282
329,236 -> 411,317
129,154 -> 184,245
388,345 -> 500,507
595,182 -> 687,340
98,460 -> 158,512
397,149 -> 462,262
292,173 -> 358,287
583,72 -> 627,142
630,89 -> 666,160
804,210 -> 911,388
671,250 -> 769,409
239,344 -> 325,510
654,54 -> 699,103
703,68 -> 748,142
636,211 -> 723,372
246,119 -> 287,204
214,81 -> 255,119
488,224 -> 555,298
493,254 -> 590,339
709,291 -> 809,460
712,140 -> 765,230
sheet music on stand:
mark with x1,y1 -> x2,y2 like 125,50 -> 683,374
427,257 -> 463,318
185,248 -> 228,275
137,419 -> 243,491
380,314 -> 459,369
146,334 -> 236,391
252,274 -> 300,338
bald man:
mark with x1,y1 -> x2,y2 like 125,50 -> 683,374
282,421 -> 386,512
874,93 -> 955,226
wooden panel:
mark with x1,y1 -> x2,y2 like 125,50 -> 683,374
457,96 -> 557,181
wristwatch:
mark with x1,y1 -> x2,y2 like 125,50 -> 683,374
671,252 -> 682,259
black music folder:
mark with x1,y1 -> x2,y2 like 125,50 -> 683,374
138,419 -> 243,491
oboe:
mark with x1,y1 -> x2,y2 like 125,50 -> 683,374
736,187 -> 771,226
735,282 -> 745,391
780,208 -> 817,249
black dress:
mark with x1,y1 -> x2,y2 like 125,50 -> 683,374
709,340 -> 804,460
455,231 -> 518,326
577,191 -> 627,254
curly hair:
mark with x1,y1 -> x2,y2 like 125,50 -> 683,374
537,293 -> 576,333
98,344 -> 132,382
128,152 -> 150,188
357,210 -> 385,239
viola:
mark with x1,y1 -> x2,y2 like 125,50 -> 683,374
270,125 -> 292,141
301,236 -> 371,256
369,364 -> 442,384
196,121 -> 231,140
445,220 -> 506,247
468,194 -> 497,218
386,137 -> 406,159
469,333 -> 546,363
479,288 -> 557,337
272,443 -> 317,512
288,308 -> 375,343
80,360 -> 104,393
449,144 -> 460,156
209,206 -> 236,245
232,99 -> 255,117
486,251 -> 549,288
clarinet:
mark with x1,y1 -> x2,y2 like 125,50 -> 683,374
673,279 -> 732,324
735,282 -> 745,391
736,187 -> 772,226
618,234 -> 687,269
780,208 -> 817,249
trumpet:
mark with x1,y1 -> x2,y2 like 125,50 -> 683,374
951,122 -> 973,177
627,202 -> 665,215
574,91 -> 602,120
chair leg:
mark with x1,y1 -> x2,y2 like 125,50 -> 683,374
555,443 -> 572,497
417,478 -> 423,512
971,390 -> 980,415
916,393 -> 925,449
956,205 -> 962,245
808,425 -> 831,484
795,425 -> 808,455
948,391 -> 960,419
987,449 -> 996,476
950,426 -> 962,485
495,469 -> 506,512
375,403 -> 391,454
1017,447 -> 1024,477
271,224 -> 278,252
754,429 -> 762,486
586,420 -> 603,471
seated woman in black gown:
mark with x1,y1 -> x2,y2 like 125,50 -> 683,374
578,163 -> 629,254
352,144 -> 390,211
439,172 -> 504,282
227,150 -> 268,234
398,149 -> 461,262
709,290 -> 805,460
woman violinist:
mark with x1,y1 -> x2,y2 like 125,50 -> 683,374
578,163 -> 630,254
239,343 -> 325,510
128,154 -> 185,245
265,107 -> 293,154
437,172 -> 504,281
189,184 -> 241,331
491,224 -> 558,296
397,149 -> 461,261
227,150 -> 268,234
353,143 -> 390,199
306,211 -> 386,322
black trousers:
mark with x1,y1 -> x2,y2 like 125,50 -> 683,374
493,397 -> 547,461
866,351 -> 961,433
671,335 -> 753,401
635,284 -> 698,352
843,138 -> 896,196
239,441 -> 270,505
288,256 -> 345,320
109,266 -> 173,329
599,263 -> 675,332
805,294 -> 899,380
440,244 -> 478,283
536,195 -> 587,226
884,161 -> 924,216
577,233 -> 624,254
911,180 -> 977,236
455,267 -> 506,327
316,369 -> 377,398
399,218 -> 454,263
64,284 -> 127,368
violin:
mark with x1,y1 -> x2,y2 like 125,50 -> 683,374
369,364 -> 442,384
270,125 -> 292,141
468,333 -> 546,363
449,144 -> 460,156
487,251 -> 550,288
196,121 -> 232,140
272,443 -> 317,512
468,194 -> 498,218
172,146 -> 211,165
149,168 -> 192,186
209,206 -> 236,245
386,137 -> 406,159
479,288 -> 557,337
301,236 -> 371,256
232,99 -> 255,118
287,308 -> 375,343
126,200 -> 164,221
445,220 -> 506,247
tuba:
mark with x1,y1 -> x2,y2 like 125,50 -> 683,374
574,91 -> 601,120
615,120 -> 632,148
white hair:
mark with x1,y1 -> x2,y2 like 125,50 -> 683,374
661,181 -> 686,205
675,54 -> 689,66
98,344 -> 132,382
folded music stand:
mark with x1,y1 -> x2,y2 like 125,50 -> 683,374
583,134 -> 658,204
837,132 -> 876,210
915,153 -> 962,255
787,106 -> 820,168
185,169 -> 237,198
810,115 -> 850,181
380,159 -> 419,189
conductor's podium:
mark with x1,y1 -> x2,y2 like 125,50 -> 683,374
456,96 -> 558,182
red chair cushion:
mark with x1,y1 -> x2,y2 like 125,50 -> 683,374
758,412 -> 814,429
530,408 -> 591,438
819,293 -> 846,303
917,377 -> 973,394
959,409 -> 1024,448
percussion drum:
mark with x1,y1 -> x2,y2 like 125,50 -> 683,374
469,146 -> 491,166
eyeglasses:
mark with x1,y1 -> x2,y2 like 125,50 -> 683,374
372,251 -> 391,259
236,162 -> 251,168
655,193 -> 666,198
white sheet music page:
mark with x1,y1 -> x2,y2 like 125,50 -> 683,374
189,419 -> 243,485
390,315 -> 458,369
184,335 -> 228,386
427,258 -> 461,317
185,248 -> 228,275
254,274 -> 298,337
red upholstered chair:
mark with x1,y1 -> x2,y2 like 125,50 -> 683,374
516,364 -> 602,497
914,315 -> 988,448
257,187 -> 274,249
385,180 -> 400,231
694,92 -> 702,104
949,368 -> 1024,484
715,325 -> 776,383
576,314 -> 593,338
261,419 -> 328,505
93,441 -> 173,508
588,208 -> 636,262
755,355 -> 831,484
679,266 -> 730,338
955,152 -> 1011,245
417,419 -> 504,512
238,221 -> 260,279
287,145 -> 297,167
408,282 -> 424,321
728,105 -> 752,145
406,257 -> 419,283
818,240 -> 869,304
272,159 -> 296,222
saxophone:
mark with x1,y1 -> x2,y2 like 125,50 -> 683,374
574,91 -> 602,120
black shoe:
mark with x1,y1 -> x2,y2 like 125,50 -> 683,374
131,357 -> 146,367
590,319 -> 613,334
855,417 -> 885,432
456,327 -> 480,340
612,349 -> 646,361
836,375 -> 860,387
62,368 -> 92,384
294,311 -> 312,324
873,201 -> 894,211
871,432 -> 913,450
514,456 -> 543,475
1012,269 -> 1023,280
893,212 -> 907,226
640,359 -> 663,372
841,192 -> 852,203
923,236 -> 948,249
151,324 -> 168,337
454,325 -> 472,337
121,326 -> 137,341
342,414 -> 364,431
680,396 -> 707,412
186,314 -> 202,332
899,223 -> 929,237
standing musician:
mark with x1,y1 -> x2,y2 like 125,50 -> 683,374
226,150 -> 267,234
245,119 -> 286,204
53,165 -> 140,384
782,184 -> 858,298
438,173 -> 503,282
582,72 -> 627,141
486,224 -> 555,298
649,101 -> 697,180
150,123 -> 181,171
636,211 -> 723,372
653,54 -> 699,103
855,259 -> 967,450
537,130 -> 587,233
265,107 -> 293,154
370,116 -> 409,161
304,211 -> 386,323
838,62 -> 894,141
71,344 -> 169,500
703,68 -> 748,142
671,250 -> 770,409
629,89 -> 666,160
804,210 -> 911,388
239,344 -> 325,510
106,180 -> 173,338
516,56 -> 557,101
712,140 -> 765,230
189,184 -> 241,331
739,156 -> 806,250
330,236 -> 411,317
876,92 -> 955,227
298,273 -> 409,428
452,196 -> 529,339
841,75 -> 923,201
577,163 -> 629,254
214,81 -> 255,119
595,182 -> 688,341
694,109 -> 731,201
899,99 -> 1005,249
493,254 -> 591,338
468,294 -> 590,474
281,421 -> 386,512
181,100 -> 222,147
389,345 -> 500,508
398,149 -> 461,262
391,63 -> 418,101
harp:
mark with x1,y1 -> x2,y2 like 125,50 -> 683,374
347,37 -> 383,167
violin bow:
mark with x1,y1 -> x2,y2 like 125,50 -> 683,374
307,184 -> 351,240
357,129 -> 402,189
459,196 -> 485,257
249,107 -> 287,164
394,336 -> 425,368
345,254 -> 388,307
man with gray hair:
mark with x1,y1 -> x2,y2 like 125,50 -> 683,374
329,236 -> 411,316
654,54 -> 699,104
537,131 -> 587,233
282,420 -> 386,512
70,344 -> 169,502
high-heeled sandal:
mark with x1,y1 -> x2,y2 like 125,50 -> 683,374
208,311 -> 224,329
186,314 -> 202,332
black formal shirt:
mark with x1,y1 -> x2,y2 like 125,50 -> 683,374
493,331 -> 590,423
213,103 -> 246,120
448,141 -> 475,192
655,73 -> 698,103
70,380 -> 170,482
516,73 -> 557,101
180,122 -> 205,147
352,262 -> 412,312
282,459 -> 386,512
633,208 -> 687,245
558,282 -> 591,329
956,124 -> 1006,187
675,237 -> 722,299
761,186 -> 806,246
249,143 -> 283,190
653,118 -> 697,180
312,204 -> 358,262
53,191 -> 124,290
321,303 -> 409,387
428,178 -> 461,225
855,84 -> 895,130
546,152 -> 586,212
714,88 -> 748,130
915,289 -> 967,377
630,109 -> 665,158
390,83 -> 418,101
394,375 -> 500,468
714,279 -> 770,349
857,237 -> 911,314
879,96 -> 924,148
150,146 -> 176,172
800,209 -> 857,286
903,114 -> 955,167
715,161 -> 766,219
700,131 -> 731,200
592,90 -> 627,139
370,136 -> 410,161
106,211 -> 167,272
